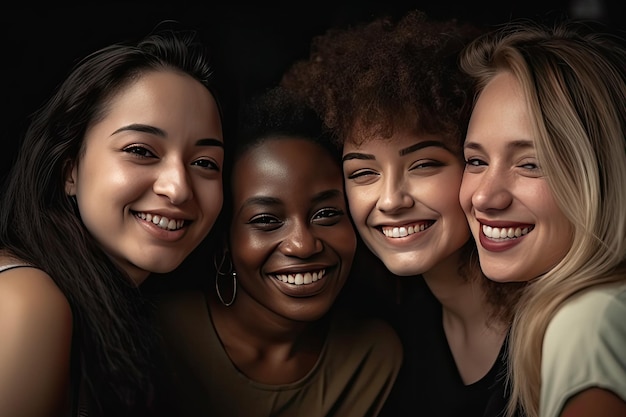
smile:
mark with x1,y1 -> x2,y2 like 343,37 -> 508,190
381,222 -> 433,238
271,269 -> 326,285
135,211 -> 185,231
482,224 -> 534,240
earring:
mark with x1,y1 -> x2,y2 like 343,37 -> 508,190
213,251 -> 237,307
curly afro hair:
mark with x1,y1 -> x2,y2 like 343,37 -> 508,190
281,9 -> 485,151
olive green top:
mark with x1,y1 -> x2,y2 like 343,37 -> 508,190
155,290 -> 402,417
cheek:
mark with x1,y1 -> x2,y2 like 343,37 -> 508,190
77,168 -> 131,207
533,186 -> 559,215
345,187 -> 371,224
459,174 -> 476,214
77,152 -> 145,199
196,181 -> 224,221
533,189 -> 573,237
331,222 -> 357,261
230,230 -> 272,270
417,174 -> 464,214
322,224 -> 357,285
440,182 -> 463,208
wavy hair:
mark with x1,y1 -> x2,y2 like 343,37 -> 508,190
460,19 -> 626,417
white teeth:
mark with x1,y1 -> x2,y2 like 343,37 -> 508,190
482,225 -> 531,240
274,269 -> 326,286
136,212 -> 184,231
382,223 -> 430,238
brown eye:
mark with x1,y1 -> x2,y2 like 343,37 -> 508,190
192,158 -> 220,171
248,214 -> 283,231
123,145 -> 156,158
312,208 -> 344,226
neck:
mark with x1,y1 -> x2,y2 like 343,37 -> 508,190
422,251 -> 504,332
423,261 -> 508,385
207,291 -> 328,384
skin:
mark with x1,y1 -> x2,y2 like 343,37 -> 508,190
460,71 -> 573,283
342,127 -> 504,384
0,256 -> 72,417
66,70 -> 224,285
209,137 -> 356,384
560,387 -> 626,417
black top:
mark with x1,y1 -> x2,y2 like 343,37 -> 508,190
379,277 -> 509,417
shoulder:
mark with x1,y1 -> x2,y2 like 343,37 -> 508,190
541,283 -> 626,417
0,264 -> 73,415
545,282 -> 626,344
0,263 -> 71,320
0,264 -> 73,344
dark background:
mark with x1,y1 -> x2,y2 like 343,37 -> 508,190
1,1 -> 623,181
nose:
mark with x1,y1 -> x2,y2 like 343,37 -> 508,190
280,219 -> 323,258
152,160 -> 193,205
470,168 -> 513,212
376,173 -> 414,213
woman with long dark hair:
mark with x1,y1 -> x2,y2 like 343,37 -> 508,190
0,26 -> 225,416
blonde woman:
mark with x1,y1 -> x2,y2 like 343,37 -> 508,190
460,20 -> 626,417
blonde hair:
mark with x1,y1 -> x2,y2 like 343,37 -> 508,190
461,20 -> 626,417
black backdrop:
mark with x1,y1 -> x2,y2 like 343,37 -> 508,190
1,1 -> 624,180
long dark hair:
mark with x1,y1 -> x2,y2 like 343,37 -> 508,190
0,24 -> 220,416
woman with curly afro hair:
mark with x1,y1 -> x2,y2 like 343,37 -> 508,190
281,9 -> 525,417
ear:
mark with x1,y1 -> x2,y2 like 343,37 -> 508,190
64,159 -> 78,196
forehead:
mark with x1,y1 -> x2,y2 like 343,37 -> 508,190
108,70 -> 218,118
86,69 -> 222,143
232,138 -> 342,197
466,72 -> 531,146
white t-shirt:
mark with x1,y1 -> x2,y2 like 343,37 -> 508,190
540,282 -> 626,417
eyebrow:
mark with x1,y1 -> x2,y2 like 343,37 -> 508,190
111,123 -> 224,148
240,196 -> 281,208
399,140 -> 450,156
311,189 -> 344,204
464,139 -> 534,152
342,152 -> 375,162
342,140 -> 450,162
238,188 -> 344,216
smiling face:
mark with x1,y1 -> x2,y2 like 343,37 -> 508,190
460,71 -> 573,282
342,128 -> 469,277
229,138 -> 356,322
65,70 -> 224,284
